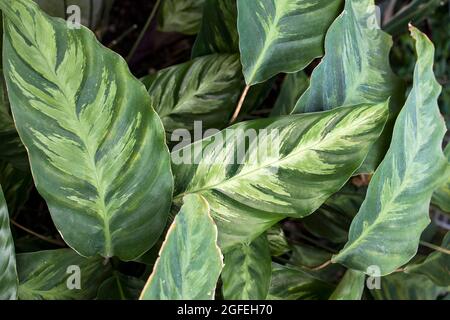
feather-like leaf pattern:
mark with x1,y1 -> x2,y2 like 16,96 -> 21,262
332,26 -> 448,275
140,194 -> 223,300
0,0 -> 173,260
238,0 -> 343,85
172,102 -> 389,249
221,234 -> 272,300
0,184 -> 18,299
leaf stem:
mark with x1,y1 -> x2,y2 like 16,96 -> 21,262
10,220 -> 65,247
126,0 -> 161,62
311,259 -> 332,271
230,85 -> 250,124
419,240 -> 450,255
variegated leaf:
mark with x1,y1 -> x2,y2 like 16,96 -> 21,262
292,0 -> 405,173
17,249 -> 111,300
405,232 -> 450,286
0,184 -> 18,300
221,234 -> 271,300
158,0 -> 205,35
172,101 -> 389,250
432,145 -> 450,212
140,194 -> 223,300
329,270 -> 365,300
144,54 -> 243,133
238,0 -> 343,85
0,0 -> 173,260
332,26 -> 448,276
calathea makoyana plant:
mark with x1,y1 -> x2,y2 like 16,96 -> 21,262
0,0 -> 449,300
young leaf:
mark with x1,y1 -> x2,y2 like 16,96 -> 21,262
158,0 -> 205,35
144,54 -> 243,133
172,101 -> 388,250
192,0 -> 238,58
431,145 -> 450,213
332,26 -> 448,276
0,0 -> 173,260
238,0 -> 343,85
405,232 -> 450,286
16,249 -> 111,300
221,234 -> 272,300
140,194 -> 223,300
291,0 -> 404,173
271,72 -> 309,116
0,184 -> 18,300
267,263 -> 334,300
329,270 -> 365,300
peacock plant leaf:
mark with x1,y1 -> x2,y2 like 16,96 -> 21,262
0,184 -> 18,300
0,0 -> 173,260
332,26 -> 448,276
172,101 -> 389,250
140,194 -> 223,300
237,0 -> 343,85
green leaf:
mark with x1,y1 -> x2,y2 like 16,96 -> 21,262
97,272 -> 145,300
144,54 -> 243,134
267,225 -> 290,257
140,194 -> 223,300
405,232 -> 450,286
370,272 -> 447,300
332,26 -> 448,276
172,101 -> 389,250
329,270 -> 365,300
271,72 -> 309,116
238,0 -> 343,85
16,249 -> 111,300
432,145 -> 450,212
158,0 -> 205,35
0,184 -> 18,299
192,0 -> 238,58
267,263 -> 334,300
291,0 -> 405,173
221,234 -> 271,300
0,0 -> 173,260
302,184 -> 365,244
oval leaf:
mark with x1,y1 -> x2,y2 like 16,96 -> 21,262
238,0 -> 343,85
140,194 -> 223,300
0,184 -> 18,299
144,54 -> 243,133
0,0 -> 173,260
172,101 -> 389,249
221,234 -> 272,300
332,26 -> 448,275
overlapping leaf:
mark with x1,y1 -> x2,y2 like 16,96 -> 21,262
192,0 -> 238,57
0,0 -> 173,260
97,273 -> 145,300
158,0 -> 205,35
271,72 -> 309,116
144,54 -> 243,133
329,270 -> 365,300
172,101 -> 389,249
405,232 -> 450,286
0,184 -> 18,300
332,27 -> 448,276
16,249 -> 111,300
292,0 -> 405,173
221,234 -> 271,300
267,263 -> 334,300
140,194 -> 223,300
238,0 -> 343,85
